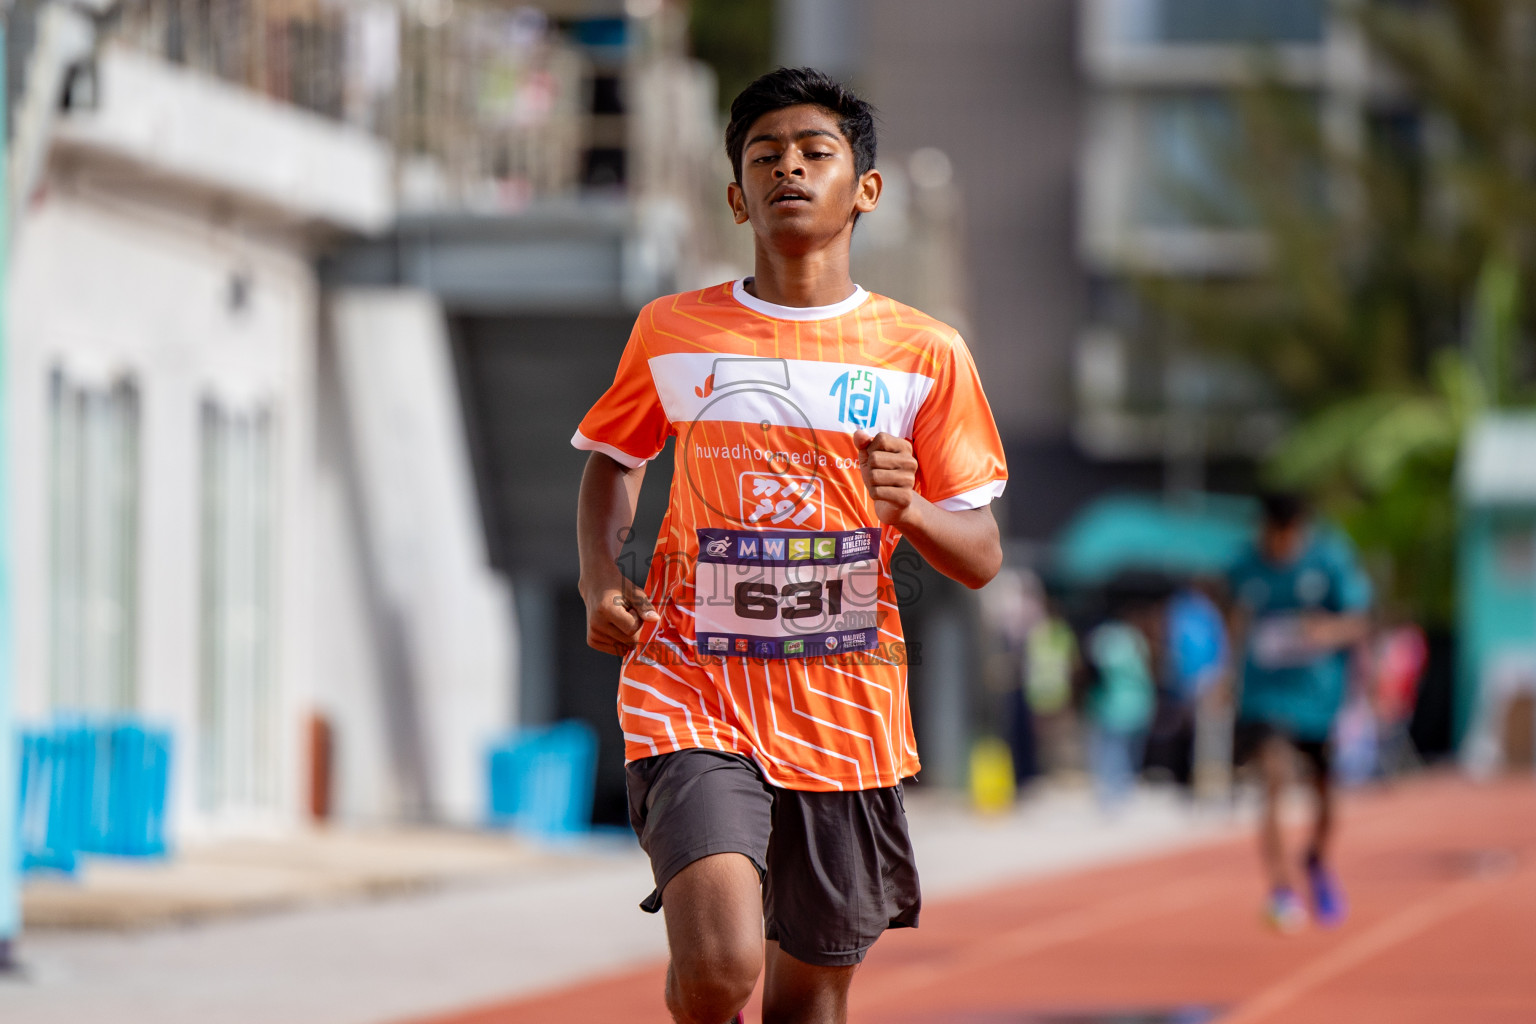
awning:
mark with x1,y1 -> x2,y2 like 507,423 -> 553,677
1053,493 -> 1257,585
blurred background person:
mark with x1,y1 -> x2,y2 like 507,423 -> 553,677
1025,591 -> 1080,784
1372,617 -> 1429,779
981,568 -> 1046,796
1227,492 -> 1372,933
1083,581 -> 1160,812
1145,580 -> 1229,797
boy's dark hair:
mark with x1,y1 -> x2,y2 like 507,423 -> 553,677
1259,490 -> 1308,529
725,67 -> 877,184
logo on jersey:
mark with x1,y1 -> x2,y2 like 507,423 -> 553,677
756,641 -> 776,657
708,636 -> 728,652
735,638 -> 749,653
681,356 -> 825,528
743,473 -> 821,528
830,369 -> 891,430
784,639 -> 805,655
825,635 -> 839,651
705,538 -> 731,557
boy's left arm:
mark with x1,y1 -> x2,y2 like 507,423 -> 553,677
1301,612 -> 1371,653
855,429 -> 1001,590
1301,543 -> 1374,653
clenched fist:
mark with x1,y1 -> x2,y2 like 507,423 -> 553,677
854,429 -> 921,527
582,576 -> 661,656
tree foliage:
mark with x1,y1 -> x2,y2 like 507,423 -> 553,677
688,0 -> 776,116
1147,0 -> 1536,625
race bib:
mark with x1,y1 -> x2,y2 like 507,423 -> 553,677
694,527 -> 881,659
1251,614 -> 1324,669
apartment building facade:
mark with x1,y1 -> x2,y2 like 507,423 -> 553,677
4,0 -> 525,837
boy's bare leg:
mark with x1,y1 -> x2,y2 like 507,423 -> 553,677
762,940 -> 857,1024
1257,736 -> 1294,891
662,853 -> 764,1024
1307,766 -> 1334,863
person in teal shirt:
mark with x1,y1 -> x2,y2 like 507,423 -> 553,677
1085,594 -> 1158,812
1228,493 -> 1371,933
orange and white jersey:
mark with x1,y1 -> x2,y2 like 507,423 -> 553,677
573,280 -> 1007,791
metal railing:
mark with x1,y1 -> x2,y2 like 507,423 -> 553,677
100,0 -> 600,208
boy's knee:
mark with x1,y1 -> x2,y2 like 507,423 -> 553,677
668,946 -> 760,1024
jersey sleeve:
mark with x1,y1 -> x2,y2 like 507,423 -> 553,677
571,317 -> 671,469
910,333 -> 1008,510
1325,537 -> 1373,613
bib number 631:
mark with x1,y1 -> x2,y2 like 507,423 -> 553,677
734,580 -> 845,620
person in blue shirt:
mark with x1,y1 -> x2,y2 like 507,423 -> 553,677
1147,584 -> 1229,793
1227,492 -> 1371,933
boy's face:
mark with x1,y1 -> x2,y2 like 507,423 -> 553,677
1260,520 -> 1306,565
727,104 -> 881,255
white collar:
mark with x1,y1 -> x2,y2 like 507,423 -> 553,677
731,278 -> 870,321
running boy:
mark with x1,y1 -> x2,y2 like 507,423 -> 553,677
573,68 -> 1007,1024
1228,493 -> 1371,933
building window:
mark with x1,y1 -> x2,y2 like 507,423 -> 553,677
198,401 -> 280,816
1108,0 -> 1326,46
1135,92 -> 1253,230
1096,90 -> 1323,237
48,371 -> 141,714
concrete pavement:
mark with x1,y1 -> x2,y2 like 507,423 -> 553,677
21,829 -> 562,930
0,783 -> 1244,1024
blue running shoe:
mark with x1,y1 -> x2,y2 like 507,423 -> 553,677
1264,887 -> 1308,934
1305,853 -> 1347,928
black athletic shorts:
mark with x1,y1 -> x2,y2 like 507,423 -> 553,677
1233,718 -> 1332,779
625,747 -> 922,967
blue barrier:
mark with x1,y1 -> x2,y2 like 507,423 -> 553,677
17,730 -> 78,873
16,719 -> 172,874
91,722 -> 170,857
487,720 -> 598,838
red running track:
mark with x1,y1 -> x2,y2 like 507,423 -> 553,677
400,775 -> 1536,1024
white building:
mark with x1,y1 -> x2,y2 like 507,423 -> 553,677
6,6 -> 515,838
6,0 -> 971,840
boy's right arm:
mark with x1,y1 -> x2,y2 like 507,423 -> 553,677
577,451 -> 661,655
1215,578 -> 1248,711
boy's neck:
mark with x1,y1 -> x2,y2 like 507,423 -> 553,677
746,242 -> 858,308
